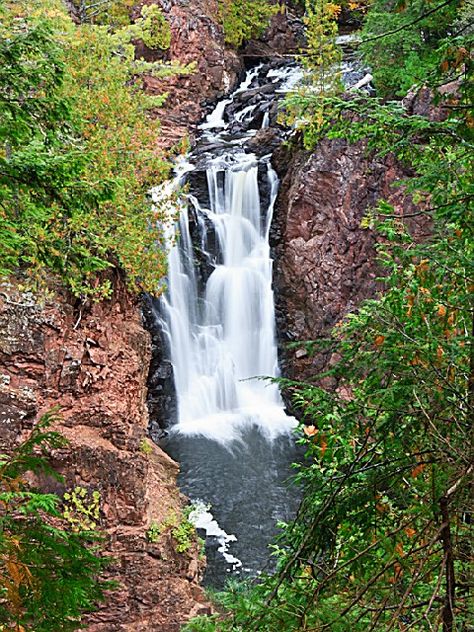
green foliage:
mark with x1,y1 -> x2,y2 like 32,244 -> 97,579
361,0 -> 462,98
69,0 -> 135,26
0,410 -> 109,630
146,510 -> 196,553
63,487 -> 101,532
172,515 -> 196,553
135,4 -> 171,51
218,0 -> 280,48
146,520 -> 161,543
283,0 -> 342,146
302,0 -> 342,76
0,0 -> 182,300
139,438 -> 153,455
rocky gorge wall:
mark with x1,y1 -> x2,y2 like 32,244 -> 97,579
0,4 -> 305,630
136,0 -> 242,148
271,135 -> 430,386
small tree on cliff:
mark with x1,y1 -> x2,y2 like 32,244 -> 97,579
0,411 -> 109,631
283,0 -> 342,146
218,0 -> 280,48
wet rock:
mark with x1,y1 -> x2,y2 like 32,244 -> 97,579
241,6 -> 304,59
246,128 -> 281,156
142,294 -> 178,433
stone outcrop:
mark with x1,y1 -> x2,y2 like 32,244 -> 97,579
0,278 -> 209,631
272,138 -> 429,384
135,0 -> 242,149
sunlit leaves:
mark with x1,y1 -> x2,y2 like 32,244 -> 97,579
218,0 -> 279,48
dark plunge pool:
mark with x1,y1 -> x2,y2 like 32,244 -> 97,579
165,426 -> 302,586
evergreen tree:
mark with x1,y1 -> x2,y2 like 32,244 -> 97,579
0,0 -> 183,301
0,411 -> 109,630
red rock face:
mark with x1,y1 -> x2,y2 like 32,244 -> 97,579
135,0 -> 242,149
272,139 -> 429,384
0,278 -> 209,631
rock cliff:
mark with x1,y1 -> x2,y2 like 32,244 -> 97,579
136,0 -> 242,148
272,137 -> 429,385
0,278 -> 209,630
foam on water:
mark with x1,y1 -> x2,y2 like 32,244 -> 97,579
188,501 -> 242,568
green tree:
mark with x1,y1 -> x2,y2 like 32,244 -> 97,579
218,0 -> 280,48
69,0 -> 134,26
283,0 -> 343,147
0,0 -> 180,300
0,411 -> 109,631
361,0 -> 462,98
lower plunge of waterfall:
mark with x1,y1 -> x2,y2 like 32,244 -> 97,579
151,53 -> 368,586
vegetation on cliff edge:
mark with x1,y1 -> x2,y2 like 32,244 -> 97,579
0,412 -> 109,631
0,0 -> 181,301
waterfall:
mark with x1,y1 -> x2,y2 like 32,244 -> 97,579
161,154 -> 294,444
159,66 -> 299,445
150,57 -> 368,583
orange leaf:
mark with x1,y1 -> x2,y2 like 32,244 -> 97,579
320,437 -> 328,457
411,463 -> 426,478
375,335 -> 385,347
303,425 -> 318,438
394,562 -> 403,580
404,527 -> 416,538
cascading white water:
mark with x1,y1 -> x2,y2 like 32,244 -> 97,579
161,152 -> 294,443
160,67 -> 298,445
152,57 -> 369,583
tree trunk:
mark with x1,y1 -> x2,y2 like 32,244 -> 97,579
439,495 -> 455,632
